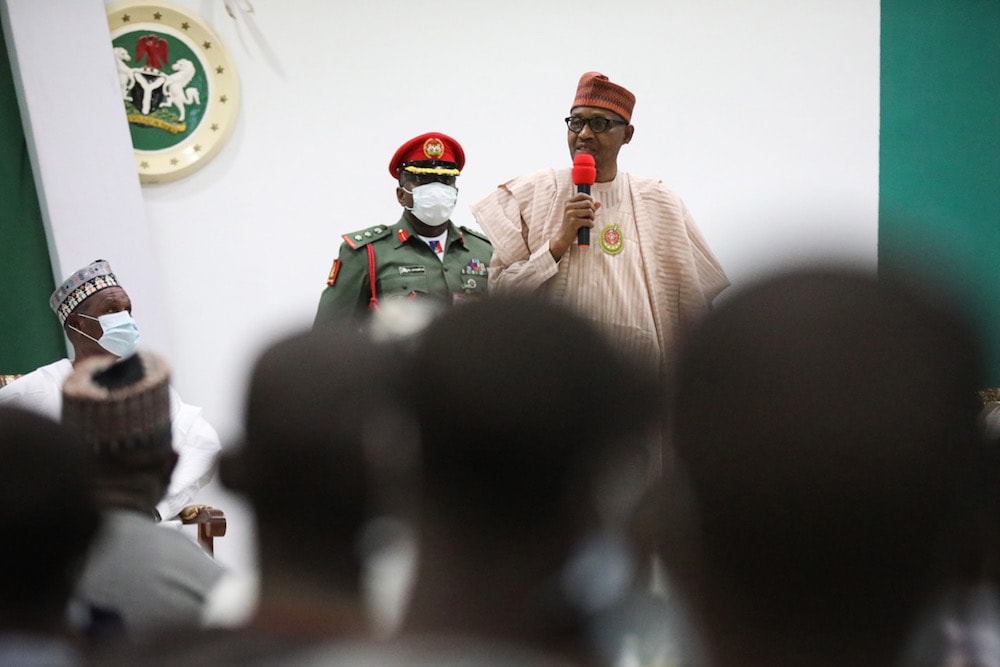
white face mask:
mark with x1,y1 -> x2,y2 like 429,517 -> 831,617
69,311 -> 141,358
405,182 -> 458,227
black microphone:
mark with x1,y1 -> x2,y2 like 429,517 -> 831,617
572,153 -> 596,248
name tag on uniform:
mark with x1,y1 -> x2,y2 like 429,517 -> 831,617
398,265 -> 425,276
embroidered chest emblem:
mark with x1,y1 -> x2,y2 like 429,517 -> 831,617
600,224 -> 624,255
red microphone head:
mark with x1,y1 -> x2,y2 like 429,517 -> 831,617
572,153 -> 596,186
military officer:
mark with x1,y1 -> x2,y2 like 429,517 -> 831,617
313,132 -> 492,325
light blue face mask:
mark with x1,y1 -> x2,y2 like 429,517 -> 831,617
69,310 -> 141,358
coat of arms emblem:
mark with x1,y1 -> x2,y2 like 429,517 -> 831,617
107,1 -> 240,183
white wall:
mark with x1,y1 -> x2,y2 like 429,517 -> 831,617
135,0 -> 880,441
11,0 -> 881,575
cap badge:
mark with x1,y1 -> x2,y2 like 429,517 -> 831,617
423,137 -> 445,159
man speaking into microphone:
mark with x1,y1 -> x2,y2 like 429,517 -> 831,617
471,71 -> 729,366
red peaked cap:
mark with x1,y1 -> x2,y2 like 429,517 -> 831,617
389,132 -> 465,179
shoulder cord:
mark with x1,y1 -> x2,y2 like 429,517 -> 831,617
366,244 -> 379,312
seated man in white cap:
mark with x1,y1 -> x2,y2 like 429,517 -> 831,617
0,259 -> 220,521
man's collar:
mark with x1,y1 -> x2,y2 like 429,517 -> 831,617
393,216 -> 462,249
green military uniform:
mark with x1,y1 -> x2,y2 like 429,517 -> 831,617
314,215 -> 492,324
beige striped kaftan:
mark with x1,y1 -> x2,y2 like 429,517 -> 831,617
470,168 -> 729,368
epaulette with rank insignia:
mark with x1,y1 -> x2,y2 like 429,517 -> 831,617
342,224 -> 392,250
460,226 -> 492,245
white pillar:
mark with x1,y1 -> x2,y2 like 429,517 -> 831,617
2,0 -> 172,357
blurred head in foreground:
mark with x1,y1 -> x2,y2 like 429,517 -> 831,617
62,350 -> 175,515
0,406 -> 99,635
222,325 -> 416,638
404,296 -> 660,661
663,266 -> 986,666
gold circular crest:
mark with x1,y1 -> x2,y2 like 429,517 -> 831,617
600,223 -> 624,255
107,0 -> 240,184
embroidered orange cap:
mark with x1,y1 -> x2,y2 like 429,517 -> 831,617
572,72 -> 636,122
389,132 -> 465,179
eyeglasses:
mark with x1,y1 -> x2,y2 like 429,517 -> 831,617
564,116 -> 627,134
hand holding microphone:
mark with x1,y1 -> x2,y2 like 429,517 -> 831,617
572,153 -> 597,248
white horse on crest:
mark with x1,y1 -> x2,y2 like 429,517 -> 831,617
160,58 -> 201,122
114,46 -> 136,100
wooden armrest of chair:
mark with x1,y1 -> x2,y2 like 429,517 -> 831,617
0,374 -> 23,388
180,505 -> 227,556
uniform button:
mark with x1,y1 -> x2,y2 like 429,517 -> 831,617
443,266 -> 449,271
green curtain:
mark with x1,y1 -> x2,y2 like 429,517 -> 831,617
880,0 -> 1000,384
0,27 -> 65,373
